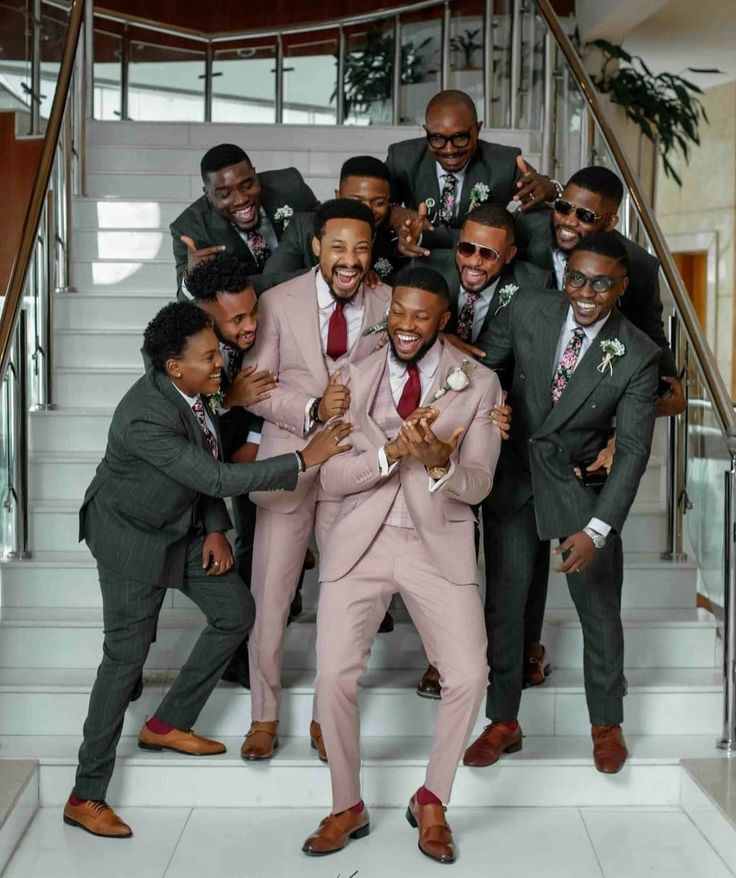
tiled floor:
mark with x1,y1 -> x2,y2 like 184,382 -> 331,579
5,805 -> 735,878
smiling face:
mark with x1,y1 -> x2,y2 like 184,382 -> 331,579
198,285 -> 258,351
424,101 -> 481,174
311,217 -> 373,300
166,326 -> 224,397
564,250 -> 629,327
204,160 -> 262,232
455,220 -> 516,294
553,183 -> 618,252
336,176 -> 391,229
387,284 -> 451,364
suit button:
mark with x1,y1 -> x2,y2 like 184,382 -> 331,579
519,373 -> 526,380
591,402 -> 598,409
529,438 -> 535,445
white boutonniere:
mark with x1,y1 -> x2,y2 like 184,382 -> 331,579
433,358 -> 474,399
205,389 -> 225,415
494,283 -> 518,316
373,257 -> 393,279
363,309 -> 389,336
597,339 -> 626,376
273,204 -> 294,229
468,182 -> 491,211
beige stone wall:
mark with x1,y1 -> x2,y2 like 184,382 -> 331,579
655,81 -> 736,396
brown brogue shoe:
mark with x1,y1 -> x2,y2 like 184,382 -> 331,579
406,795 -> 455,864
310,720 -> 328,762
241,720 -> 279,760
463,722 -> 522,767
63,799 -> 132,838
523,642 -> 551,688
416,663 -> 442,700
592,724 -> 628,774
302,807 -> 370,855
138,723 -> 226,756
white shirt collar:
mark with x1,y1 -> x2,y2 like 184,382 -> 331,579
388,338 -> 442,381
563,305 -> 612,342
315,266 -> 364,312
171,381 -> 199,407
461,275 -> 501,302
435,162 -> 467,188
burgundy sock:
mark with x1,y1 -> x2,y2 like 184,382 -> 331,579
416,785 -> 442,806
68,795 -> 86,806
146,716 -> 175,735
495,720 -> 519,732
347,800 -> 364,813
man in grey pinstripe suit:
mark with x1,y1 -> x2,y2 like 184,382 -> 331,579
64,302 -> 351,839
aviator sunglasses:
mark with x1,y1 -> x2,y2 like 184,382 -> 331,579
553,198 -> 607,225
456,241 -> 501,261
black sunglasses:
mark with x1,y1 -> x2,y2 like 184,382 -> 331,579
457,241 -> 501,261
425,129 -> 473,149
564,269 -> 626,293
553,198 -> 606,225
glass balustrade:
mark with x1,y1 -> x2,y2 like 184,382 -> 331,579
212,43 -> 277,123
283,31 -> 339,124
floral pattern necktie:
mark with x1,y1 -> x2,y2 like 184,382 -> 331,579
456,290 -> 480,342
246,230 -> 271,269
192,398 -> 219,458
438,173 -> 457,227
550,327 -> 586,406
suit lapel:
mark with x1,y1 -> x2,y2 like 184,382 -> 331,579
457,155 -> 486,219
477,264 -> 513,336
348,286 -> 390,365
423,343 -> 468,418
416,151 -> 441,218
350,350 -> 392,443
284,272 -> 329,387
153,371 -> 218,458
527,295 -> 569,419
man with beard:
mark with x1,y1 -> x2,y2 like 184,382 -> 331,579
238,199 -> 394,762
171,143 -> 319,297
261,155 -> 409,288
302,266 -> 502,862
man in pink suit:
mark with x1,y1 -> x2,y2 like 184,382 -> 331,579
302,265 -> 503,863
241,199 -> 393,760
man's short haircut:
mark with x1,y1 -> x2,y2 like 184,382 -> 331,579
200,144 -> 252,181
313,198 -> 374,239
339,155 -> 391,185
142,302 -> 212,372
425,89 -> 478,122
567,166 -> 624,206
186,254 -> 253,303
569,230 -> 629,273
464,204 -> 515,241
393,265 -> 450,304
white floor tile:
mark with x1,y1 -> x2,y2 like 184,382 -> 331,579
581,808 -> 734,877
3,807 -> 191,878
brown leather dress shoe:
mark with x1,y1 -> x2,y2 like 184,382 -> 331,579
406,795 -> 455,864
523,642 -> 551,688
310,720 -> 328,762
463,722 -> 522,767
63,799 -> 133,838
138,723 -> 226,756
592,724 -> 628,773
302,807 -> 370,855
416,663 -> 442,700
241,720 -> 279,760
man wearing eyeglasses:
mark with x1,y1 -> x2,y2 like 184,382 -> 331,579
465,231 -> 660,775
386,89 -> 560,254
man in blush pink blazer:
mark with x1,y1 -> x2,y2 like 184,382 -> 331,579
240,199 -> 392,760
302,265 -> 503,864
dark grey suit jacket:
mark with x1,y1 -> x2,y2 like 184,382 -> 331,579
170,168 -> 319,296
79,369 -> 298,585
385,138 -> 522,249
514,208 -> 676,377
476,289 -> 659,539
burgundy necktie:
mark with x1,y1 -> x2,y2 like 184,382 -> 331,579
326,300 -> 348,360
397,363 -> 421,419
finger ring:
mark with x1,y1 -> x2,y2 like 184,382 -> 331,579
334,435 -> 340,444
213,561 -> 220,566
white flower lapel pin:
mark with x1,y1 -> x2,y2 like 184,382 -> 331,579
597,339 -> 626,376
433,358 -> 473,399
468,182 -> 491,211
494,283 -> 518,316
206,389 -> 225,415
273,204 -> 294,229
363,309 -> 389,337
373,257 -> 393,280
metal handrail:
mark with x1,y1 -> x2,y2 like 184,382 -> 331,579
534,0 -> 736,451
0,0 -> 85,380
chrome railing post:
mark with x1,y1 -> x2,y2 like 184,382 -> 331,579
120,26 -> 130,120
718,455 -> 736,752
204,43 -> 214,122
275,35 -> 284,123
662,313 -> 686,561
84,0 -> 94,122
30,0 -> 42,134
336,26 -> 346,125
392,15 -> 402,126
440,2 -> 451,91
540,29 -> 554,176
482,0 -> 494,126
4,311 -> 31,560
509,0 -> 522,128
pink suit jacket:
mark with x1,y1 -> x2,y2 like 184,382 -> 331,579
244,268 -> 391,513
318,341 -> 504,585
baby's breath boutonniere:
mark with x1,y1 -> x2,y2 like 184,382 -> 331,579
363,308 -> 389,337
597,339 -> 626,376
206,389 -> 225,415
433,358 -> 474,399
494,283 -> 518,316
273,204 -> 294,229
468,182 -> 491,211
373,257 -> 393,280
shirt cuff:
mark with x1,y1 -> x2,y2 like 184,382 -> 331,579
587,517 -> 611,538
428,459 -> 456,492
304,398 -> 318,434
181,276 -> 194,301
378,445 -> 399,477
246,431 -> 262,445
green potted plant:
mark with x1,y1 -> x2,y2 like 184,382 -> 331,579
450,28 -> 482,70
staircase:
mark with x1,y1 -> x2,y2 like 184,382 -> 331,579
0,121 -> 730,864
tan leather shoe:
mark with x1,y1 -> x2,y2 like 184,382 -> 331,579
523,642 -> 551,688
241,720 -> 279,760
592,724 -> 628,773
310,720 -> 328,762
302,806 -> 370,855
406,794 -> 455,864
63,799 -> 132,838
416,663 -> 442,700
463,722 -> 522,767
138,723 -> 226,756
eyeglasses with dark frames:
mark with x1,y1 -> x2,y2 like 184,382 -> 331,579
425,129 -> 474,149
564,269 -> 627,293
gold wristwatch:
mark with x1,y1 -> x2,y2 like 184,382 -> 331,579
426,463 -> 450,480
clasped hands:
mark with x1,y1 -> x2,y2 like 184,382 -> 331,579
385,407 -> 463,472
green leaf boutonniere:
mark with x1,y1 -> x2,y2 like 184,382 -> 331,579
494,283 -> 518,316
468,182 -> 491,211
273,204 -> 294,229
597,339 -> 626,376
205,389 -> 225,415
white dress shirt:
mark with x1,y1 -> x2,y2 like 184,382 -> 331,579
435,163 -> 467,219
552,248 -> 568,288
457,277 -> 501,342
553,306 -> 613,538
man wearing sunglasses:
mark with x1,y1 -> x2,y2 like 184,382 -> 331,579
466,231 -> 659,775
386,89 -> 560,253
